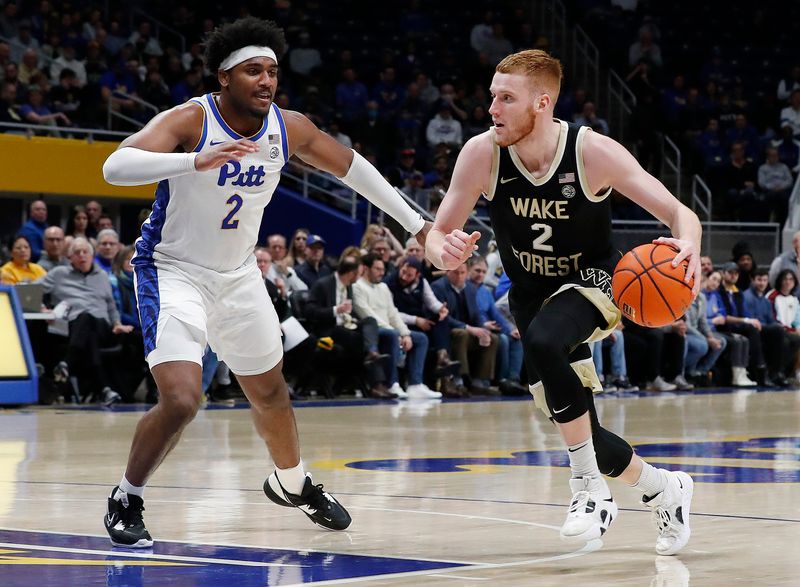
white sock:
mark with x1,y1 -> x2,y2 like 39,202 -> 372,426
567,437 -> 601,479
631,461 -> 669,497
118,475 -> 145,498
276,460 -> 306,495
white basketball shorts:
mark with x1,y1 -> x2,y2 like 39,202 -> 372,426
133,256 -> 283,376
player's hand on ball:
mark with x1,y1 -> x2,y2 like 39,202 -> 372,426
195,139 -> 259,171
441,230 -> 480,269
652,236 -> 700,296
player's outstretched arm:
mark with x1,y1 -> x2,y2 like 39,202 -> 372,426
583,131 -> 703,295
426,134 -> 491,270
281,109 -> 426,236
102,103 -> 258,186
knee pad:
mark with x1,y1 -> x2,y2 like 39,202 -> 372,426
593,426 -> 634,477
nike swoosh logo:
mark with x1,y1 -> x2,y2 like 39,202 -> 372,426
210,140 -> 227,146
552,404 -> 571,414
105,513 -> 115,526
499,176 -> 517,184
678,479 -> 683,489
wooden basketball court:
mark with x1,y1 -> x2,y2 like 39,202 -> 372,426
0,387 -> 798,585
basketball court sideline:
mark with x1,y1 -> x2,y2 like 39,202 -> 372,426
0,387 -> 798,585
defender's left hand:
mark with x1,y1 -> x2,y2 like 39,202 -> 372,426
652,236 -> 700,296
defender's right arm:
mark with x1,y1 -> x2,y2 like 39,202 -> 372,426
102,103 -> 257,186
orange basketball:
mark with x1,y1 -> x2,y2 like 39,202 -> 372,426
612,243 -> 695,328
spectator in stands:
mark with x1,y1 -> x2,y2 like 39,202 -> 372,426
426,104 -> 462,150
266,233 -> 307,295
463,104 -> 491,141
744,267 -> 790,386
65,205 -> 91,244
49,69 -> 83,123
373,66 -> 404,122
724,142 -> 761,221
685,272 -> 727,385
592,323 -> 638,391
771,125 -> 800,174
0,235 -> 46,284
335,67 -> 368,126
402,170 -> 430,211
18,49 -> 43,86
402,235 -> 437,282
288,30 -> 321,77
470,10 -> 495,55
620,317 -> 678,391
705,270 -> 755,386
574,101 -> 609,135
780,90 -> 800,138
368,237 -> 397,281
38,226 -> 68,271
716,262 -> 776,385
700,255 -> 714,277
85,200 -> 103,238
758,147 -> 794,227
732,241 -> 756,292
305,257 -> 394,399
361,223 -> 404,259
0,3 -> 19,40
295,234 -> 333,288
50,44 -> 86,87
41,237 -> 133,405
286,228 -> 309,268
11,24 -> 40,65
768,269 -> 800,382
725,114 -> 760,160
354,254 -> 439,399
662,319 -> 695,390
768,231 -> 800,295
254,247 -> 288,318
628,28 -> 662,68
327,119 -> 352,149
467,256 -> 526,395
16,199 -> 48,262
0,81 -> 21,123
696,118 -> 725,170
482,23 -> 514,67
20,85 -> 70,133
431,262 -> 499,394
94,229 -> 120,274
129,21 -> 163,58
777,66 -> 800,102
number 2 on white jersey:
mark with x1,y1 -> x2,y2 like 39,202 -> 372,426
221,194 -> 243,229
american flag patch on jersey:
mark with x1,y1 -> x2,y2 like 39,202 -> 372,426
268,134 -> 280,144
558,172 -> 575,183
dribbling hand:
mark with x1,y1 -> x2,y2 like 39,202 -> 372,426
195,139 -> 259,171
652,236 -> 700,297
441,230 -> 480,269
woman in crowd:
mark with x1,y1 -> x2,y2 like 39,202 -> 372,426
286,228 -> 310,267
0,235 -> 47,284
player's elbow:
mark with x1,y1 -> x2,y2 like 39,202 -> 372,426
102,150 -> 126,185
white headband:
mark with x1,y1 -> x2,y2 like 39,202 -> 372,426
220,45 -> 278,71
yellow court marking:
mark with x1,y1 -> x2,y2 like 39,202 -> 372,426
0,548 -> 195,566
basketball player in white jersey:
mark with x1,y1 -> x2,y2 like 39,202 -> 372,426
101,17 -> 429,547
426,50 -> 701,555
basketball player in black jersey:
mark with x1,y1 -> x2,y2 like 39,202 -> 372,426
427,50 -> 701,555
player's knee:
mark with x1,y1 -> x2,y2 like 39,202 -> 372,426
160,390 -> 202,424
593,426 -> 634,477
526,328 -> 564,367
250,380 -> 290,409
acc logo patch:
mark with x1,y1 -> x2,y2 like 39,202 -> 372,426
561,185 -> 576,198
269,146 -> 280,159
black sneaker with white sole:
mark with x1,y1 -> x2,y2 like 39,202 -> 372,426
104,486 -> 153,548
264,472 -> 352,531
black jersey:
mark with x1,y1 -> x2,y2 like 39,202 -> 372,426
485,120 -> 618,296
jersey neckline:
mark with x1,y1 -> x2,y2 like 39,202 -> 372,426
507,119 -> 568,186
206,93 -> 269,141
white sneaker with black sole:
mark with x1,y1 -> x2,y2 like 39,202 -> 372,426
560,475 -> 618,543
264,472 -> 351,531
643,470 -> 694,555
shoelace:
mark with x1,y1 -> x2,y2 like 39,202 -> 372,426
306,484 -> 334,511
121,502 -> 145,527
653,506 -> 680,538
569,490 -> 592,514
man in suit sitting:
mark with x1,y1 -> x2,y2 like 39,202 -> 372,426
305,257 -> 394,398
431,262 -> 499,394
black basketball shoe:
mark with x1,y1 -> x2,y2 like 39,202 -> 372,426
104,486 -> 153,548
263,472 -> 352,531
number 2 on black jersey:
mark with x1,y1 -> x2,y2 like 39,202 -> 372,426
531,223 -> 553,252
221,194 -> 243,229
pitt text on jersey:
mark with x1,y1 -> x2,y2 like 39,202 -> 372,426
217,160 -> 267,187
508,196 -> 581,277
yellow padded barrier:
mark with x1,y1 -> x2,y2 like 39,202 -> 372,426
0,134 -> 155,198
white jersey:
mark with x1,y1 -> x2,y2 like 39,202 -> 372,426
133,93 -> 288,272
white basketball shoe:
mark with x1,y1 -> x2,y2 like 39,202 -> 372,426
560,475 -> 618,543
642,471 -> 694,555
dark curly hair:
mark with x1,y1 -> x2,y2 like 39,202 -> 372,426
204,17 -> 286,72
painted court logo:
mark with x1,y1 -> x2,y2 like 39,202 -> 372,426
342,437 -> 800,483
